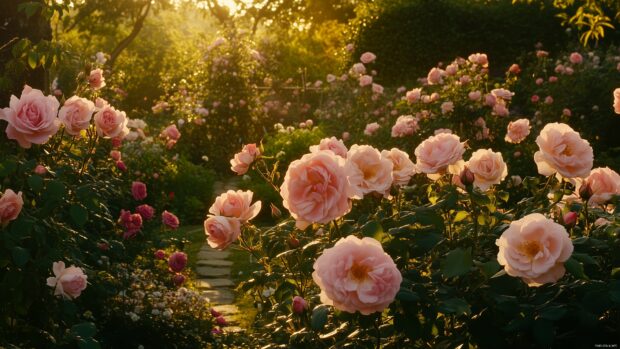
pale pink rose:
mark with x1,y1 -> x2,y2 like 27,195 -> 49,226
468,91 -> 481,101
131,181 -> 147,201
562,108 -> 572,117
536,50 -> 549,58
230,143 -> 261,175
371,83 -> 384,94
555,64 -> 565,74
580,167 -> 620,205
326,74 -> 336,83
280,151 -> 352,229
0,189 -> 23,226
468,53 -> 488,66
310,137 -> 348,158
0,85 -> 60,148
312,235 -> 401,315
569,52 -> 583,64
445,63 -> 458,76
459,75 -> 471,85
414,133 -> 466,180
136,204 -> 155,220
434,128 -> 452,135
209,190 -> 262,222
162,210 -> 180,230
613,88 -> 620,114
427,68 -> 443,85
351,63 -> 366,75
204,216 -> 241,250
496,213 -> 573,287
391,115 -> 419,137
345,43 -> 354,52
342,132 -> 350,141
34,165 -> 47,175
441,101 -> 454,115
405,88 -> 421,103
93,105 -> 129,139
466,149 -> 508,191
493,103 -> 509,117
161,124 -> 181,141
110,150 -> 121,161
484,94 -> 496,107
58,96 -> 95,136
364,122 -> 380,136
545,96 -> 554,105
46,261 -> 88,299
88,68 -> 106,90
534,122 -> 593,179
168,251 -> 187,272
474,117 -> 486,128
594,217 -> 610,226
508,64 -> 521,74
505,118 -> 531,144
346,145 -> 393,198
548,76 -> 558,83
381,148 -> 416,186
359,75 -> 373,87
565,67 -> 574,75
360,52 -> 377,64
491,88 -> 514,100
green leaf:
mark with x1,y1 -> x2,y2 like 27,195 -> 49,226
438,298 -> 470,315
0,160 -> 18,177
539,305 -> 568,320
77,338 -> 101,349
27,51 -> 38,69
441,248 -> 472,278
532,318 -> 554,347
43,180 -> 66,202
396,288 -> 420,303
361,220 -> 383,239
453,211 -> 469,223
311,305 -> 329,331
71,322 -> 97,339
480,260 -> 501,278
565,257 -> 587,279
69,205 -> 88,227
11,247 -> 30,267
572,252 -> 597,265
27,175 -> 44,192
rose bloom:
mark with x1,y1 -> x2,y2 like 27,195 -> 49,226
359,75 -> 373,87
434,128 -> 452,135
405,88 -> 421,103
391,115 -> 419,137
580,167 -> 620,205
342,132 -> 350,141
154,249 -> 166,260
360,52 -> 377,64
280,150 -> 353,229
58,96 -> 95,136
414,133 -> 466,180
326,74 -> 336,83
119,209 -> 142,239
204,215 -> 241,250
364,122 -> 380,136
161,124 -> 181,141
209,190 -> 262,222
312,235 -> 401,315
131,181 -> 147,201
230,143 -> 261,175
466,149 -> 508,191
88,68 -> 106,90
0,85 -> 60,148
381,148 -> 416,186
0,189 -> 24,226
310,137 -> 348,158
94,105 -> 129,139
468,91 -> 481,101
351,63 -> 366,75
505,118 -> 531,144
569,52 -> 583,64
426,68 -> 443,85
491,88 -> 514,101
346,145 -> 393,198
110,150 -> 121,161
168,251 -> 188,272
46,261 -> 88,299
534,122 -> 593,179
468,53 -> 488,66
136,204 -> 155,220
493,103 -> 509,117
292,296 -> 308,314
34,164 -> 47,175
613,88 -> 620,114
496,213 -> 573,287
371,83 -> 384,94
441,101 -> 454,115
162,210 -> 180,230
508,63 -> 521,74
445,63 -> 458,75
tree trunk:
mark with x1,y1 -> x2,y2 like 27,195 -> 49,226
106,0 -> 152,69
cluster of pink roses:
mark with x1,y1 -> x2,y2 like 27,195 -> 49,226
160,124 -> 181,149
118,181 -> 180,238
154,250 -> 188,286
203,190 -> 262,250
230,143 -> 261,175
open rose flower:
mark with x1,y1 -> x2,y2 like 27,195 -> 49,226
88,68 -> 106,90
280,150 -> 353,229
359,75 -> 373,87
46,261 -> 88,299
382,148 -> 416,186
230,143 -> 261,175
309,137 -> 348,158
360,52 -> 376,64
569,52 -> 583,64
119,209 -> 142,239
496,213 -> 573,287
94,105 -> 129,139
414,133 -> 465,180
534,122 -> 593,179
58,96 -> 95,136
466,149 -> 508,191
162,210 -> 180,230
505,119 -> 530,144
312,235 -> 402,315
391,115 -> 419,137
0,189 -> 23,226
426,68 -> 443,85
364,122 -> 380,136
131,181 -> 147,201
135,204 -> 155,220
204,215 -> 241,250
0,85 -> 60,148
209,190 -> 261,223
346,145 -> 393,198
580,167 -> 620,205
168,251 -> 188,272
614,88 -> 620,114
161,124 -> 181,141
468,53 -> 488,66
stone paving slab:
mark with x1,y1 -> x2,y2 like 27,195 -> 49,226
196,266 -> 231,277
210,304 -> 240,316
202,289 -> 235,304
195,278 -> 235,288
197,250 -> 230,260
196,259 -> 233,267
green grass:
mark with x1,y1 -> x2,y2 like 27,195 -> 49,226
229,246 -> 260,330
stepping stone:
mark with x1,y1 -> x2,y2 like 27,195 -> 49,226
195,278 -> 234,288
202,289 -> 235,304
197,259 -> 233,267
211,304 -> 240,316
196,266 -> 231,277
197,250 -> 230,260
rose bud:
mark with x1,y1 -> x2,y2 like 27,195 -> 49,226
172,273 -> 186,286
210,308 -> 222,318
459,167 -> 475,187
579,182 -> 593,201
270,203 -> 282,218
97,242 -> 110,251
216,315 -> 228,327
116,160 -> 127,171
154,250 -> 166,260
562,211 -> 577,228
292,296 -> 308,314
288,235 -> 300,248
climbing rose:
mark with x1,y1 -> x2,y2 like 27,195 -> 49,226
496,213 -> 573,287
204,215 -> 241,250
230,143 -> 260,175
168,251 -> 188,272
466,149 -> 508,191
88,68 -> 106,90
208,190 -> 262,223
309,137 -> 348,158
0,85 -> 60,148
131,181 -> 147,201
414,133 -> 465,180
162,210 -> 180,230
534,123 -> 593,179
345,145 -> 393,198
312,235 -> 402,315
58,96 -> 95,135
382,148 -> 416,187
0,189 -> 23,226
46,261 -> 87,299
580,167 -> 620,205
505,118 -> 531,144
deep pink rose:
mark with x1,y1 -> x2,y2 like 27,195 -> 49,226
131,181 -> 147,201
0,85 -> 60,148
58,96 -> 95,135
292,296 -> 308,314
209,190 -> 261,223
204,215 -> 241,250
168,251 -> 188,272
0,189 -> 23,226
162,210 -> 180,230
172,273 -> 186,286
119,209 -> 142,239
46,261 -> 87,299
136,204 -> 155,220
88,68 -> 106,90
110,150 -> 121,161
116,160 -> 127,171
569,52 -> 583,64
154,249 -> 166,260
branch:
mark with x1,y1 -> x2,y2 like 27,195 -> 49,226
106,0 -> 152,69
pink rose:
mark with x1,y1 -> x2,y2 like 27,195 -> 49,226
46,261 -> 88,299
88,68 -> 106,90
0,189 -> 23,226
381,148 -> 416,187
119,209 -> 142,239
345,145 -> 393,198
534,123 -> 593,179
613,88 -> 620,114
0,85 -> 60,148
545,96 -> 554,104
116,160 -> 127,171
209,190 -> 262,222
414,133 -> 465,180
484,94 -> 496,107
359,75 -> 373,87
426,68 -> 443,85
204,215 -> 241,250
580,167 -> 620,205
172,273 -> 186,286
110,150 -> 122,161
468,91 -> 481,101
549,76 -> 558,83
491,88 -> 514,101
342,132 -> 350,141
131,181 -> 147,201
136,204 -> 155,220
94,105 -> 129,139
162,210 -> 180,230
441,101 -> 454,115
504,118 -> 531,144
360,52 -> 376,64
405,88 -> 421,103
364,122 -> 380,136
391,115 -> 419,137
466,149 -> 508,191
230,143 -> 261,175
569,52 -> 583,64
536,50 -> 549,58
468,53 -> 488,66
531,95 -> 540,103
312,235 -> 401,315
310,137 -> 348,158
496,213 -> 573,287
434,128 -> 452,135
371,83 -> 384,94
280,150 -> 353,229
508,64 -> 521,74
58,96 -> 95,136
351,63 -> 366,75
445,63 -> 458,75
154,249 -> 166,260
292,296 -> 308,314
161,124 -> 181,141
34,165 -> 47,175
562,108 -> 572,117
168,251 -> 188,272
